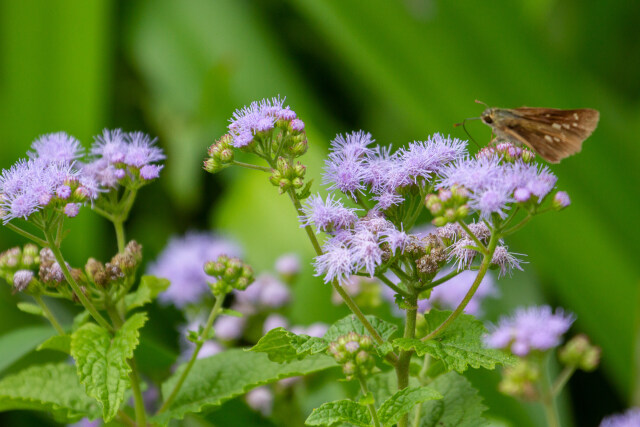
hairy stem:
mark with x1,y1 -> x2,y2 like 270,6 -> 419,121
358,375 -> 381,427
419,269 -> 462,291
44,231 -> 112,332
231,160 -> 272,172
457,220 -> 487,253
376,274 -> 411,298
158,294 -> 226,414
113,220 -> 126,253
422,231 -> 498,341
551,365 -> 576,397
33,295 -> 65,335
4,222 -> 47,247
396,291 -> 418,427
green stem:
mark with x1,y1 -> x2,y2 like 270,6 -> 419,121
540,357 -> 561,427
501,214 -> 532,236
231,160 -> 272,172
4,222 -> 48,247
33,295 -> 65,335
91,205 -> 115,222
396,291 -> 418,427
358,375 -> 381,427
106,305 -> 147,427
376,274 -> 411,298
551,366 -> 576,397
412,356 -> 431,427
422,231 -> 499,341
419,269 -> 463,291
113,220 -> 126,253
44,231 -> 112,332
157,293 -> 226,414
457,220 -> 487,253
287,190 -> 323,256
117,410 -> 136,427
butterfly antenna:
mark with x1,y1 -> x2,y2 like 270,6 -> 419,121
475,99 -> 489,108
454,117 -> 481,149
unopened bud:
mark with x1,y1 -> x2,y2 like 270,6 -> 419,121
558,334 -> 600,372
552,191 -> 571,210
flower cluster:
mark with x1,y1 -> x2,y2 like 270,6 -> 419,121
485,305 -> 574,356
204,254 -> 255,296
328,332 -> 376,380
600,408 -> 640,427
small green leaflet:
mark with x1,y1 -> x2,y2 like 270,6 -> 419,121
124,275 -> 170,311
249,327 -> 328,362
419,372 -> 488,426
324,314 -> 397,342
305,399 -> 371,426
37,334 -> 71,354
377,386 -> 442,426
16,302 -> 43,317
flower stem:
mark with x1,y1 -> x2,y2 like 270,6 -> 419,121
376,274 -> 411,298
551,365 -> 576,397
457,220 -> 487,253
33,294 -> 65,335
358,375 -> 381,427
419,269 -> 463,291
396,291 -> 418,427
4,222 -> 48,247
422,231 -> 499,341
44,231 -> 112,332
232,160 -> 272,172
157,293 -> 226,414
113,219 -> 126,253
287,190 -> 323,256
501,214 -> 532,236
539,356 -> 561,427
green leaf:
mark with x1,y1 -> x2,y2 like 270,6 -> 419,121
305,399 -> 371,426
419,372 -> 488,427
16,302 -> 43,317
72,310 -> 91,331
37,334 -> 71,354
124,275 -> 170,311
0,325 -> 56,374
222,308 -> 244,317
0,363 -> 100,422
249,327 -> 328,362
70,312 -> 147,421
377,386 -> 442,426
325,314 -> 397,342
393,310 -> 516,373
152,348 -> 337,424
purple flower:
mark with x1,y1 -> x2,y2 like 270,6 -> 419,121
147,232 -> 241,308
419,268 -> 497,316
322,131 -> 373,198
213,315 -> 246,341
275,253 -> 301,276
363,145 -> 395,192
553,191 -> 571,209
299,193 -> 359,233
314,238 -> 354,284
381,227 -> 409,254
485,306 -> 574,356
12,270 -> 34,292
291,322 -> 329,338
263,314 -> 289,335
246,386 -> 274,416
28,132 -> 84,163
235,273 -> 291,309
448,238 -> 480,271
198,341 -> 224,359
124,132 -> 165,168
139,164 -> 163,180
91,129 -> 127,163
600,408 -> 640,427
228,97 -> 294,148
290,119 -> 305,131
349,229 -> 384,276
468,183 -> 513,219
491,246 -> 525,278
63,203 -> 80,218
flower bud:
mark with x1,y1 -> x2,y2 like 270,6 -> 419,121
219,148 -> 234,163
558,334 -> 600,372
12,270 -> 35,293
432,216 -> 448,227
290,139 -> 308,156
203,158 -> 223,174
521,150 -> 535,163
499,360 -> 540,401
204,261 -> 226,276
552,191 -> 571,210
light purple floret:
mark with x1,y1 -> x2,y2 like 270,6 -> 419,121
234,273 -> 291,309
419,268 -> 497,316
491,246 -> 525,278
299,193 -> 359,233
275,253 -> 301,276
148,232 -> 241,308
125,132 -> 165,168
228,96 -> 295,148
246,386 -> 274,417
28,132 -> 84,164
263,314 -> 289,334
600,407 -> 640,427
323,131 -> 374,198
63,203 -> 80,218
314,238 -> 354,284
485,305 -> 574,356
554,191 -> 571,208
140,164 -> 163,180
13,270 -> 34,292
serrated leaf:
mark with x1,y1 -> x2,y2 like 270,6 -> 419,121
305,399 -> 371,426
376,341 -> 394,358
124,275 -> 170,311
249,327 -> 328,362
16,302 -> 44,316
419,372 -> 488,427
393,310 -> 516,373
0,363 -> 100,423
325,314 -> 397,342
71,312 -> 147,421
72,310 -> 91,331
296,179 -> 314,200
377,386 -> 442,426
37,334 -> 71,354
152,349 -> 337,424
0,326 -> 56,374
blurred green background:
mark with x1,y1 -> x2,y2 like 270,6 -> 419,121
0,1 -> 638,426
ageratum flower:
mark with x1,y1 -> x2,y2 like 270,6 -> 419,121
485,306 -> 574,356
147,232 -> 241,308
299,193 -> 359,233
28,132 -> 84,163
600,408 -> 640,427
323,131 -> 373,198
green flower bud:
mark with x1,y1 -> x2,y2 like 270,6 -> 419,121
292,177 -> 304,189
219,148 -> 234,163
204,261 -> 226,277
432,216 -> 448,227
290,139 -> 308,156
203,158 -> 223,173
455,204 -> 469,219
558,334 -> 601,372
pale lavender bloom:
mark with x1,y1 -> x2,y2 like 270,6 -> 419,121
12,270 -> 34,292
81,159 -> 123,188
91,129 -> 128,163
349,229 -> 384,276
299,193 -> 359,232
491,246 -> 525,278
466,222 -> 491,242
290,119 -> 305,131
448,238 -> 480,271
438,156 -> 504,192
485,306 -> 574,356
468,183 -> 513,219
419,268 -> 497,316
28,132 -> 84,163
513,187 -> 531,202
68,418 -> 101,427
372,191 -> 404,210
148,232 -> 241,308
124,132 -> 165,168
228,97 -> 289,148
140,164 -> 163,180
63,203 -> 80,218
508,162 -> 557,202
263,314 -> 289,334
436,223 -> 463,241
235,273 -> 291,309
314,238 -> 354,284
363,144 -> 395,192
290,322 -> 329,338
600,408 -> 640,427
275,253 -> 301,276
56,185 -> 71,199
554,191 -> 571,208
213,315 -> 246,341
381,227 -> 409,254
246,386 -> 274,416
323,131 -> 373,197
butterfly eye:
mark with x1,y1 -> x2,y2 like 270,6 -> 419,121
482,116 -> 493,124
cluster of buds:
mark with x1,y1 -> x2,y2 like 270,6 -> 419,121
204,255 -> 255,296
426,185 -> 469,226
38,248 -> 83,287
0,244 -> 40,293
498,360 -> 541,401
477,142 -> 535,164
85,241 -> 142,288
50,177 -> 94,219
399,234 -> 447,281
558,334 -> 601,372
204,134 -> 235,174
328,332 -> 376,381
269,157 -> 307,194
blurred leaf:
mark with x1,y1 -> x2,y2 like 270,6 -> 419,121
124,275 -> 170,312
0,325 -> 55,374
0,363 -> 100,423
153,349 -> 338,424
304,399 -> 371,426
377,386 -> 442,426
16,302 -> 44,317
37,335 -> 71,355
70,312 -> 147,421
250,327 -> 329,363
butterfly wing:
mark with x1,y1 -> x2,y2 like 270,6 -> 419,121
495,108 -> 600,163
